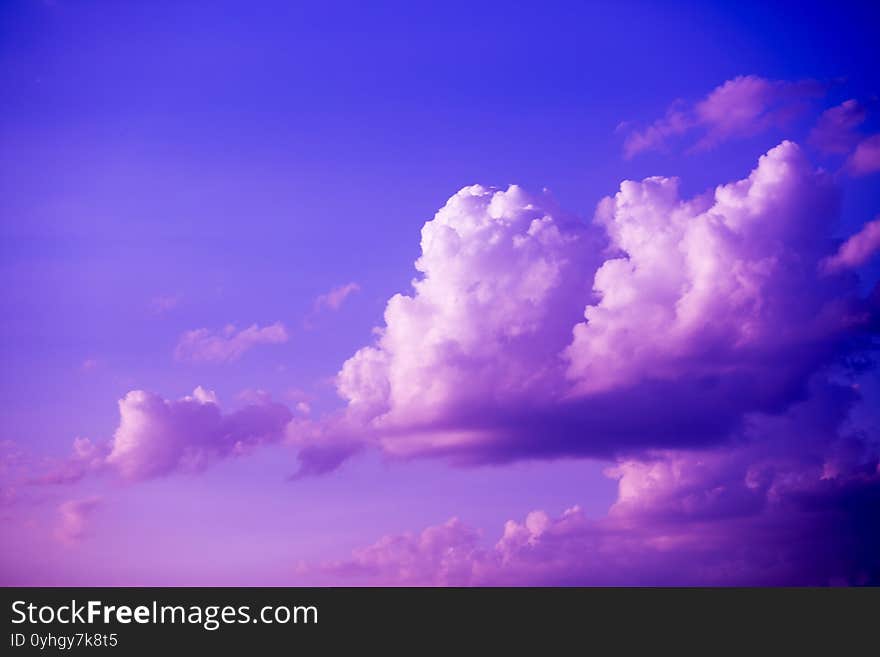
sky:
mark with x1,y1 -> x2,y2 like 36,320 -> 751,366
1,0 -> 879,585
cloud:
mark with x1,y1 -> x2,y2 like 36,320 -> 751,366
304,282 -> 361,329
314,282 -> 361,312
328,142 -> 876,470
804,99 -> 880,177
622,100 -> 691,158
105,387 -> 292,480
55,497 -> 101,545
321,517 -> 484,585
823,217 -> 880,272
315,378 -> 880,585
174,322 -> 288,363
566,141 -> 848,394
809,99 -> 867,154
320,480 -> 879,585
26,388 -> 294,484
338,183 -> 597,427
624,75 -> 823,157
847,134 -> 880,176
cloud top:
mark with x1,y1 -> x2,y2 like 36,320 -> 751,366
106,387 -> 292,480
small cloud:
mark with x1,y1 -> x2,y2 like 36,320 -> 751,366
316,282 -> 361,311
81,359 -> 98,372
623,100 -> 690,158
186,385 -> 219,404
283,386 -> 311,402
150,294 -> 181,315
105,388 -> 292,481
31,437 -> 108,486
174,322 -> 289,364
623,75 -> 824,157
55,497 -> 101,545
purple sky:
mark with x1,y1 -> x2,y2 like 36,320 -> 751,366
1,0 -> 879,586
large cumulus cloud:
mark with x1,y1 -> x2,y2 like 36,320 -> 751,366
329,142 -> 876,468
622,76 -> 824,157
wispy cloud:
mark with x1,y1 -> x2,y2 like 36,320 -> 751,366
623,75 -> 824,157
304,282 -> 361,329
103,387 -> 292,480
174,322 -> 288,363
55,497 -> 101,545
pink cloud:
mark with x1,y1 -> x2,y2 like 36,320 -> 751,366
304,282 -> 362,329
174,322 -> 288,363
823,217 -> 880,272
319,489 -> 879,586
105,387 -> 292,480
847,134 -> 880,176
809,99 -> 867,154
150,294 -> 181,314
0,441 -> 27,508
337,183 -> 597,430
693,76 -> 823,149
622,101 -> 690,158
25,388 -> 294,485
323,517 -> 484,585
567,141 -> 846,394
32,437 -> 108,485
314,282 -> 360,311
325,142 -> 875,471
624,75 -> 823,157
55,497 -> 101,545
